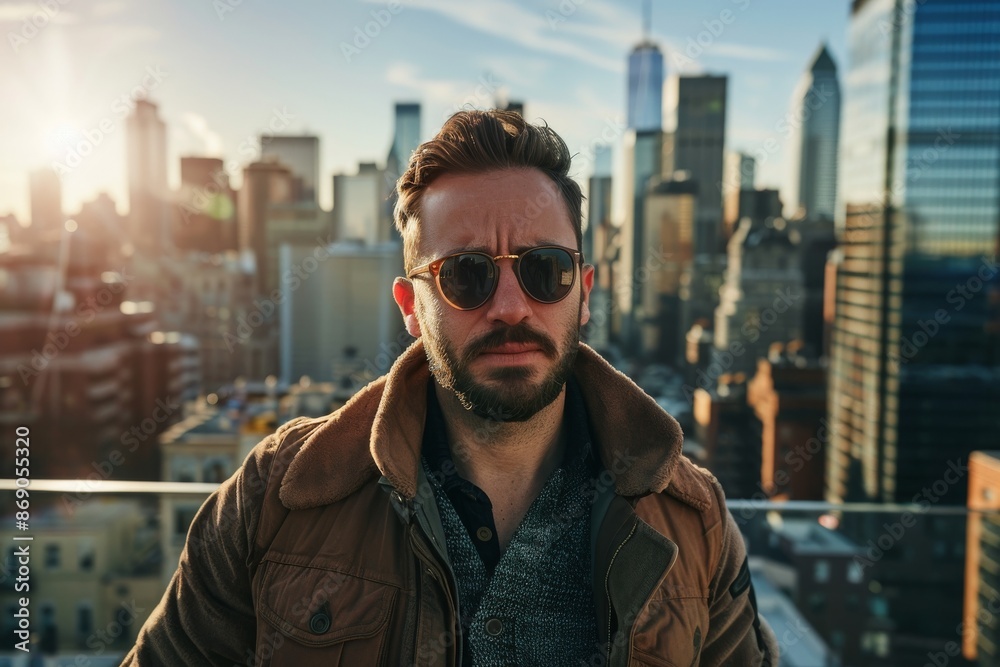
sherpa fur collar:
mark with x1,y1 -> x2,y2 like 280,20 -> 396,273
279,340 -> 710,511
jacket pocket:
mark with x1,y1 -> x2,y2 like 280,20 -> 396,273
628,595 -> 709,667
255,559 -> 398,666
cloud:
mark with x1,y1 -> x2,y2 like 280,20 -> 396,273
91,1 -> 129,18
367,0 -> 622,72
0,2 -> 76,24
385,61 -> 513,122
180,112 -> 224,156
707,43 -> 789,62
385,62 -> 469,102
472,54 -> 552,90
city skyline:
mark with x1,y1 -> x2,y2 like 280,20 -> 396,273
0,0 -> 848,224
1,2 -> 997,662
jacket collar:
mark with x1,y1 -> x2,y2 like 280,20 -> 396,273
280,339 -> 706,510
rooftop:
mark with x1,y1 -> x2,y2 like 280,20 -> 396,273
751,562 -> 832,666
772,517 -> 862,556
160,407 -> 240,444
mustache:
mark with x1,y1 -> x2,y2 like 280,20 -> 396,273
461,323 -> 558,361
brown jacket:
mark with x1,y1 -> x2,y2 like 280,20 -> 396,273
124,341 -> 778,666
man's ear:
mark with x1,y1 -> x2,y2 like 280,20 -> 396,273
579,264 -> 595,326
393,277 -> 422,338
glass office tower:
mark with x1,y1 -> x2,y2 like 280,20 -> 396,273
627,42 -> 663,133
829,4 -> 1000,659
829,0 -> 1000,506
617,36 -> 665,347
386,102 -> 421,179
788,44 -> 841,220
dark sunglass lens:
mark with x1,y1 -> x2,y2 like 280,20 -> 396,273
519,248 -> 575,303
439,254 -> 497,309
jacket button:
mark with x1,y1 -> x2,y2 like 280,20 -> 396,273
309,611 -> 331,634
476,526 -> 493,541
484,617 -> 504,636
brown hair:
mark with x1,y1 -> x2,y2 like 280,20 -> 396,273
393,109 -> 583,271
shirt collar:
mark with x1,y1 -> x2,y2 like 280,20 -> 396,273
422,376 -> 596,484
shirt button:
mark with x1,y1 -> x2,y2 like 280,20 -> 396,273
476,526 -> 493,541
484,617 -> 504,636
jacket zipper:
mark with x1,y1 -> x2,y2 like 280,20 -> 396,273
409,515 -> 461,666
604,520 -> 638,661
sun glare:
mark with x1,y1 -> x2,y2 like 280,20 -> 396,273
43,121 -> 82,160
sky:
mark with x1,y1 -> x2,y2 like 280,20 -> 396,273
0,0 -> 849,225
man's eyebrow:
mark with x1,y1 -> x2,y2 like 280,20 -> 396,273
512,239 -> 564,253
442,244 -> 490,256
441,239 -> 565,256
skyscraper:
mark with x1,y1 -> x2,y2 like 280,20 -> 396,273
617,8 -> 665,347
828,0 -> 1000,506
384,102 -> 422,232
640,175 -> 696,363
176,157 -> 237,253
673,75 -> 728,258
627,0 -> 663,132
788,44 -> 841,220
585,144 -> 612,266
964,451 -> 1000,664
627,45 -> 664,132
334,163 -> 386,245
617,128 -> 663,347
279,240 -> 403,387
238,158 -> 295,294
501,100 -> 524,117
28,168 -> 62,235
722,152 -> 755,238
584,145 -> 613,351
385,102 -> 421,181
125,99 -> 169,252
260,135 -> 320,203
671,76 -> 728,349
714,215 -> 803,376
829,2 -> 1000,657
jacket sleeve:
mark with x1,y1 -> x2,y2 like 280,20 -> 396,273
700,492 -> 780,666
120,433 -> 279,666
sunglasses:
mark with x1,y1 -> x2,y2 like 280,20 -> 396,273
407,245 -> 584,311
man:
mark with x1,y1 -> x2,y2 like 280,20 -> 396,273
124,110 -> 777,666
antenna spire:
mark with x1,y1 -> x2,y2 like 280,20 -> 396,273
642,0 -> 651,39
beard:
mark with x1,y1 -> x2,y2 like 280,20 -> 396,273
424,319 -> 581,423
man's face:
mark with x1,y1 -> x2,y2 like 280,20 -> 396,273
394,168 -> 594,422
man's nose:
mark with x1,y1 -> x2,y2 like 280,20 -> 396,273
484,259 -> 532,325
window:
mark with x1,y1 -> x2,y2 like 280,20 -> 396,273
847,561 -> 864,584
869,596 -> 889,618
171,456 -> 198,483
45,544 -> 60,570
77,603 -> 93,637
814,559 -> 830,583
78,538 -> 95,572
861,631 -> 890,657
175,507 -> 199,538
41,602 -> 58,653
202,457 -> 231,484
807,592 -> 826,614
